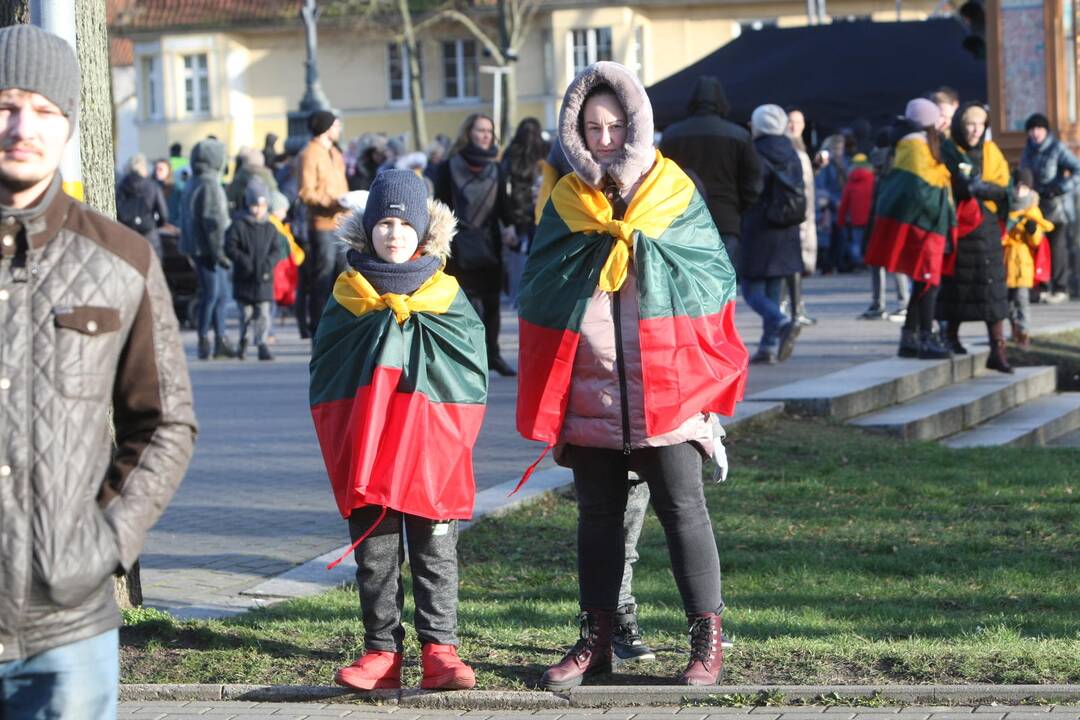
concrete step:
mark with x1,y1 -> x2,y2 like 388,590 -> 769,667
751,349 -> 990,420
849,365 -> 1058,441
1048,427 -> 1080,448
942,393 -> 1080,447
728,399 -> 785,426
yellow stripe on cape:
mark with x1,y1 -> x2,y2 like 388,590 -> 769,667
332,269 -> 459,324
535,159 -> 561,226
893,137 -> 952,190
269,215 -> 305,265
551,149 -> 695,292
977,140 -> 1010,214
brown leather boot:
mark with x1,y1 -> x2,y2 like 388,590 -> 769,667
986,321 -> 1014,374
540,610 -> 613,690
679,612 -> 724,686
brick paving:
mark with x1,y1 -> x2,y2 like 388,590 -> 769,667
139,274 -> 1080,618
115,704 -> 1080,720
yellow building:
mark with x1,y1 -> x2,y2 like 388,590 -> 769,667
109,0 -> 941,161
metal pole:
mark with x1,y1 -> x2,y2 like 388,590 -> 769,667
30,0 -> 84,201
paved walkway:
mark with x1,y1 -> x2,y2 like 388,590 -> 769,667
115,702 -> 1080,720
139,272 -> 1080,617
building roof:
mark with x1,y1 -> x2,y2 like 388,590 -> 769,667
111,36 -> 133,66
109,0 -> 301,34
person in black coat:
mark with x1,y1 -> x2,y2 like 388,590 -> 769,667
116,153 -> 170,257
225,179 -> 286,361
740,104 -> 806,365
434,112 -> 515,377
936,102 -> 1013,373
659,76 -> 762,269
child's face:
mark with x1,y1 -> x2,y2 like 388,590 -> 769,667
249,199 -> 269,221
1017,182 -> 1031,198
372,217 -> 419,264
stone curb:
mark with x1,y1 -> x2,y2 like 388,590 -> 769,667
119,684 -> 1080,706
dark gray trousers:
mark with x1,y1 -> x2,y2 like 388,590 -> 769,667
568,443 -> 724,615
348,506 -> 460,652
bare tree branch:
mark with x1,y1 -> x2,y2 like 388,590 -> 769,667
412,8 -> 504,64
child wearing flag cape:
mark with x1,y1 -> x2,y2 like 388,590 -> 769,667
516,61 -> 749,689
309,170 -> 488,691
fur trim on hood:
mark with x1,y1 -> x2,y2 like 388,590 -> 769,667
336,198 -> 456,265
559,61 -> 655,191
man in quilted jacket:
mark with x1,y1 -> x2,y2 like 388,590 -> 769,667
0,25 -> 197,718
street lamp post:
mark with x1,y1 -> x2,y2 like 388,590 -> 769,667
286,0 -> 336,156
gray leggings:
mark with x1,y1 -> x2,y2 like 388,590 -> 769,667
618,481 -> 649,608
348,507 -> 459,651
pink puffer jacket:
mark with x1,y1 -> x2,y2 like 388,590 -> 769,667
557,267 -> 713,460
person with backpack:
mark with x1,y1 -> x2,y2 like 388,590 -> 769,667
116,152 -> 169,257
739,104 -> 807,365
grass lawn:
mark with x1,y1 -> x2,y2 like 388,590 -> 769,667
1012,328 -> 1080,390
121,417 -> 1080,689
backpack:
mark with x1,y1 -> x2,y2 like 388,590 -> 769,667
116,182 -> 155,233
761,159 -> 807,228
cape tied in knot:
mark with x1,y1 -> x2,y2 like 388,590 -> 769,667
381,293 -> 412,324
598,219 -> 636,292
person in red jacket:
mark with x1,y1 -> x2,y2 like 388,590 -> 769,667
836,153 -> 875,269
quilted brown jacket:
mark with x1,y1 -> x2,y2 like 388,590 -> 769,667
0,178 -> 197,661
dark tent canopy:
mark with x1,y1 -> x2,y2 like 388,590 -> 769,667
647,19 -> 986,137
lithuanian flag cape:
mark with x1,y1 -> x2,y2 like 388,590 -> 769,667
516,150 -> 748,445
309,269 -> 488,520
866,136 -> 956,285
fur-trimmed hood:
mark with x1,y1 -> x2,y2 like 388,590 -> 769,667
336,198 -> 456,264
559,61 -> 655,191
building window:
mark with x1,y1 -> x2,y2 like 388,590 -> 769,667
388,43 -> 423,104
569,27 -> 612,78
139,55 -> 160,119
182,53 -> 210,114
442,39 -> 478,101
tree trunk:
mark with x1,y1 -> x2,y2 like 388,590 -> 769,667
74,0 -> 117,217
503,65 -> 518,141
0,0 -> 28,25
398,0 -> 428,151
72,0 -> 138,610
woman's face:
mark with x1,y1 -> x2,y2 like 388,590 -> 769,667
372,216 -> 419,264
153,160 -> 170,182
469,117 -> 494,150
582,93 -> 626,162
964,117 -> 985,147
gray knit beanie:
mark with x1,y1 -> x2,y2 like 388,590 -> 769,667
363,169 -> 430,243
0,24 -> 81,120
751,104 -> 788,138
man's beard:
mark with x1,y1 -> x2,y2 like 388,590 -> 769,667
0,163 -> 52,196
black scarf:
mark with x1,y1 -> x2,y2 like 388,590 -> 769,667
348,250 -> 440,296
458,141 -> 499,168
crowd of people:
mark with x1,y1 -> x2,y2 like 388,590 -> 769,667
4,20 -> 1079,718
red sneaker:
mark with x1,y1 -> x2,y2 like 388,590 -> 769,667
420,644 -> 477,690
334,650 -> 402,691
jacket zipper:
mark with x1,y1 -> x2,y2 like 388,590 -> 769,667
611,289 -> 632,455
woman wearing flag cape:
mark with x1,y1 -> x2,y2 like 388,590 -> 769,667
516,61 -> 749,689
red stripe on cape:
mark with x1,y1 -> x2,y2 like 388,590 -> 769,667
311,365 -> 484,520
866,216 -> 951,286
639,301 -> 747,435
516,320 -> 579,444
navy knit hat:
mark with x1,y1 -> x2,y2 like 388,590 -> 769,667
308,110 -> 337,136
1025,113 -> 1051,132
243,178 -> 270,212
363,169 -> 430,242
0,24 -> 80,120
